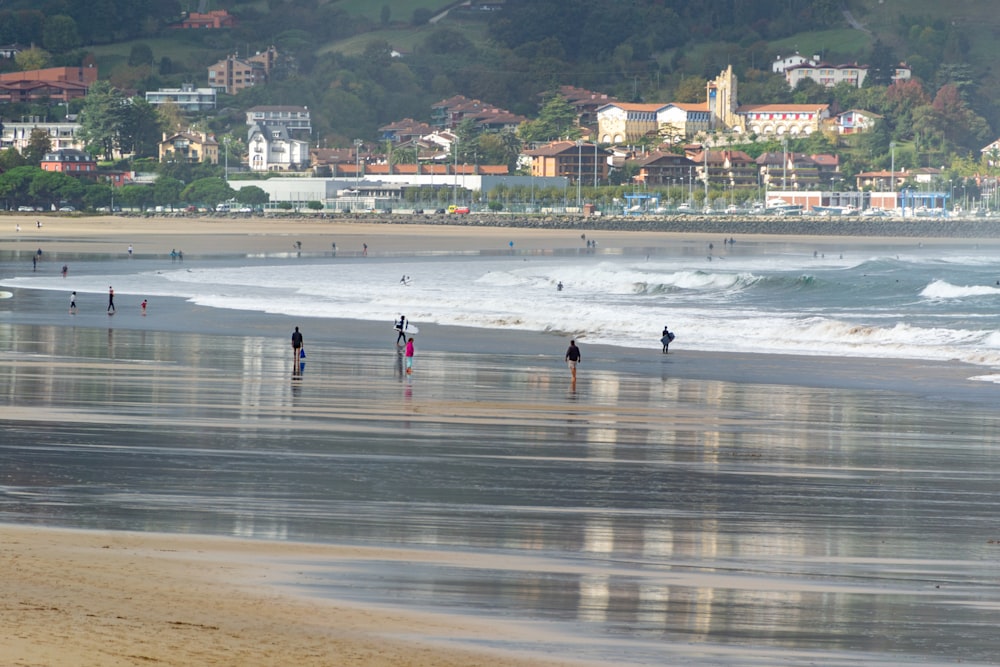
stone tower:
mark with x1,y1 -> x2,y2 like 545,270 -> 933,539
707,65 -> 740,132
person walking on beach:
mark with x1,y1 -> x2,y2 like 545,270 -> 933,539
69,291 -> 77,315
565,339 -> 581,383
61,264 -> 67,278
141,299 -> 147,316
395,315 -> 407,346
128,244 -> 133,257
404,337 -> 415,374
291,326 -> 304,374
107,286 -> 115,313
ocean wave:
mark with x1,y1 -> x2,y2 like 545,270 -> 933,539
920,279 -> 1000,300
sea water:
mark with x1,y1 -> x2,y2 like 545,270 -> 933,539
5,238 -> 1000,373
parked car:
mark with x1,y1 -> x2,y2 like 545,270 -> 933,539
58,206 -> 75,212
17,205 -> 33,212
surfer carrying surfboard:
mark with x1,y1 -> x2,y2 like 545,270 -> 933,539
661,325 -> 675,354
395,315 -> 407,345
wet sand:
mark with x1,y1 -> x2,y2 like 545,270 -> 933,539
3,216 -> 1000,666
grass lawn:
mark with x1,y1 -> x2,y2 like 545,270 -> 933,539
319,17 -> 487,56
335,0 -> 454,22
769,29 -> 870,61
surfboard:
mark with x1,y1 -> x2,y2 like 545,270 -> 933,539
0,291 -> 12,299
393,324 -> 419,335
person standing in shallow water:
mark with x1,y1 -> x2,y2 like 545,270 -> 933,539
107,286 -> 115,313
565,339 -> 581,383
404,337 -> 415,374
291,326 -> 303,374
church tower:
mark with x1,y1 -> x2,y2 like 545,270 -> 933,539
707,65 -> 739,132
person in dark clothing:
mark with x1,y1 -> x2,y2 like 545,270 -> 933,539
661,325 -> 674,353
395,315 -> 407,346
107,286 -> 115,313
565,340 -> 581,382
291,326 -> 303,374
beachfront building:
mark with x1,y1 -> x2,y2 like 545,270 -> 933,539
687,148 -> 757,188
523,140 -> 610,183
145,84 -> 217,113
757,152 -> 841,190
158,130 -> 219,164
40,149 -> 97,176
631,151 -> 698,186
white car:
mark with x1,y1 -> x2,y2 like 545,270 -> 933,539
17,205 -> 33,212
58,206 -> 75,212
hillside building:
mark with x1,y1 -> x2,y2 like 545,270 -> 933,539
207,46 -> 277,95
158,130 -> 219,164
145,84 -> 217,112
1,120 -> 85,153
0,66 -> 97,103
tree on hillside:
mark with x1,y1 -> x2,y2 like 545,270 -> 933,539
118,98 -> 163,159
14,47 -> 51,71
42,15 -> 80,52
79,81 -> 127,160
128,43 -> 154,67
23,128 -> 51,165
517,94 -> 579,143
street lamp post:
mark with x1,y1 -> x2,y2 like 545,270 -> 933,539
889,140 -> 896,214
354,139 -> 362,190
593,141 -> 598,189
576,140 -> 583,209
452,137 -> 458,207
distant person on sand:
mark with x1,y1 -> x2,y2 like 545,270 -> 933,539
141,299 -> 147,315
363,243 -> 368,256
404,337 -> 415,374
61,264 -> 67,278
69,291 -> 77,315
291,326 -> 303,374
565,339 -> 581,382
128,244 -> 133,257
107,286 -> 115,313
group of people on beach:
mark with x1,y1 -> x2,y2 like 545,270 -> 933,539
67,286 -> 146,316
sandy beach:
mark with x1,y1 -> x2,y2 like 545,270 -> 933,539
3,214 -> 1000,666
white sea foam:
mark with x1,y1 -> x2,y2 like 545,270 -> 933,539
6,245 -> 1000,369
920,279 -> 1000,300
